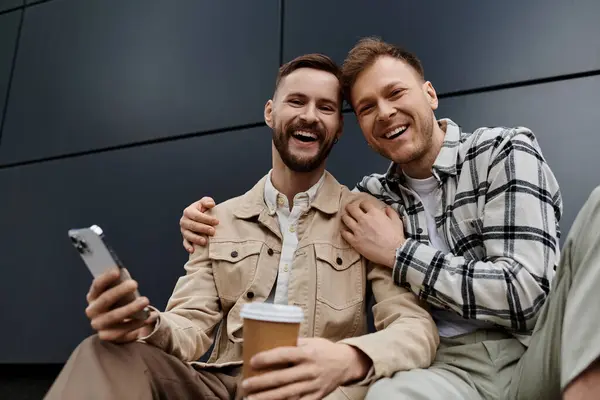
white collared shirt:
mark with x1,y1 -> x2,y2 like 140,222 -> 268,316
263,170 -> 325,305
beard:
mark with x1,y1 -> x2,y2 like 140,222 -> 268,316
272,120 -> 336,173
405,112 -> 435,163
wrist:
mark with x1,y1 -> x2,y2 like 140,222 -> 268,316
384,242 -> 403,269
338,344 -> 372,384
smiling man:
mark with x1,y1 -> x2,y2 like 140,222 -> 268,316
180,37 -> 600,399
45,53 -> 438,400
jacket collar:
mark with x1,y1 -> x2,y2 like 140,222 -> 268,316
234,170 -> 342,219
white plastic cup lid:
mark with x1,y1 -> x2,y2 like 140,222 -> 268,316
240,302 -> 304,323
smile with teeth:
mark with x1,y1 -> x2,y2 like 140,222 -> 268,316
384,125 -> 408,140
292,130 -> 318,142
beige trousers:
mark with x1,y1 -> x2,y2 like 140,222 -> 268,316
44,335 -> 242,400
366,187 -> 600,400
44,334 -> 369,400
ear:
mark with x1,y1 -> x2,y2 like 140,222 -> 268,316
264,99 -> 274,128
423,81 -> 438,111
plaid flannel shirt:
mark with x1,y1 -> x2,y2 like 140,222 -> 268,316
356,119 -> 562,343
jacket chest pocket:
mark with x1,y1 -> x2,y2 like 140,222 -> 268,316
314,243 -> 364,310
210,241 -> 263,301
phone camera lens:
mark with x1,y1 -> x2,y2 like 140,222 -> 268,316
71,236 -> 89,254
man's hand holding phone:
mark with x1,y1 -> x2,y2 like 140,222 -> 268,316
85,267 -> 158,344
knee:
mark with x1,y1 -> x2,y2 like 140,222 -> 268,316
365,378 -> 402,400
75,334 -> 143,361
76,334 -> 104,352
589,186 -> 600,204
582,186 -> 600,222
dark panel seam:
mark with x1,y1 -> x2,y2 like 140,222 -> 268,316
438,69 -> 600,99
0,2 -> 24,17
277,0 -> 285,66
0,121 -> 266,169
0,6 -> 25,146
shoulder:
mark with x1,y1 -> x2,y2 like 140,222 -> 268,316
463,125 -> 540,153
204,194 -> 248,220
340,185 -> 387,210
354,170 -> 390,197
458,125 -> 544,166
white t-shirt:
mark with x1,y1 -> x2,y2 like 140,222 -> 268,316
404,172 -> 492,337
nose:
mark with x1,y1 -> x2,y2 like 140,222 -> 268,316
299,104 -> 318,124
376,100 -> 396,122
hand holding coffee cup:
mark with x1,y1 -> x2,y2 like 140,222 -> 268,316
240,302 -> 304,379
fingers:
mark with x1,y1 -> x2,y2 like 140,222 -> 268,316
245,371 -> 315,400
180,218 -> 216,236
385,206 -> 401,222
243,362 -> 316,397
180,201 -> 219,251
358,199 -> 377,213
344,202 -> 364,220
86,279 -> 139,319
340,228 -> 355,245
183,204 -> 219,226
198,197 -> 217,213
97,316 -> 148,342
86,267 -> 121,303
90,296 -> 150,331
340,214 -> 358,232
180,197 -> 220,252
113,326 -> 145,344
250,346 -> 307,370
182,231 -> 208,248
183,238 -> 194,253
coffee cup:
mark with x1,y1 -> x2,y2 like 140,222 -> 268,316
240,302 -> 304,379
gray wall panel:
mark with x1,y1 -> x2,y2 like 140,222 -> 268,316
283,0 -> 600,95
437,75 -> 600,239
0,10 -> 20,132
0,0 -> 23,12
0,0 -> 279,164
0,126 -> 274,363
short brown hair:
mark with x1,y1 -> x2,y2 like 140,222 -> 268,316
342,37 -> 424,105
274,53 -> 342,102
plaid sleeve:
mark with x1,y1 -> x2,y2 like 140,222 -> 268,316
394,130 -> 561,333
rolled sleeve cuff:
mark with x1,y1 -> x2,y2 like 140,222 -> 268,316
137,306 -> 170,351
337,338 -> 379,386
393,238 -> 440,300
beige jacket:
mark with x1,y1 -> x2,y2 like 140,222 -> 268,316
142,171 -> 439,384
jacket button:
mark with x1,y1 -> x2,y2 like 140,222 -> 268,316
416,228 -> 423,234
267,248 -> 274,256
231,250 -> 238,258
246,291 -> 254,299
336,257 -> 343,265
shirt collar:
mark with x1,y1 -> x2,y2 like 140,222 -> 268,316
384,118 -> 463,183
264,170 -> 326,215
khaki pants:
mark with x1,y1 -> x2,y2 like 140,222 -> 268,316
44,335 -> 242,400
44,334 -> 369,400
366,187 -> 600,400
